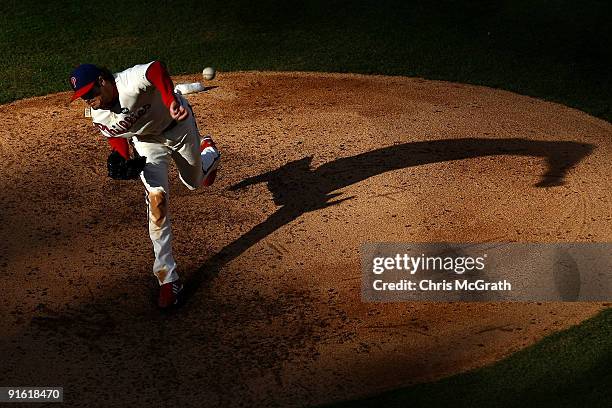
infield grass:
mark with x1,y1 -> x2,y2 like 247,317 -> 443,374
329,307 -> 612,408
0,0 -> 610,120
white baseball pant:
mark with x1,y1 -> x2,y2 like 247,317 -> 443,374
133,97 -> 217,285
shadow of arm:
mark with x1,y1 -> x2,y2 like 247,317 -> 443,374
538,142 -> 595,187
229,172 -> 274,191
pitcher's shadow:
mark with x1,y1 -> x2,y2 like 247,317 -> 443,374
182,137 -> 594,304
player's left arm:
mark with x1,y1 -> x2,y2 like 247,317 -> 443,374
105,137 -> 146,180
145,61 -> 188,121
108,137 -> 130,159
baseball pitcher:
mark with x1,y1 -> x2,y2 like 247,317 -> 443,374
69,61 -> 220,308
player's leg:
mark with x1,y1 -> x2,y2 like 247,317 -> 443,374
132,140 -> 179,287
165,99 -> 220,190
200,135 -> 220,187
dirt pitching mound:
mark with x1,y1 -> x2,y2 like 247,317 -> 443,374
0,72 -> 610,407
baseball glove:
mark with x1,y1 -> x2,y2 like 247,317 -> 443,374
107,150 -> 146,180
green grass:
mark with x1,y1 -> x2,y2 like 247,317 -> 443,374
1,1 -> 610,405
329,307 -> 612,408
0,0 -> 609,120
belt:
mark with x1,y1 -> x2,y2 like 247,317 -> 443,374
163,120 -> 178,132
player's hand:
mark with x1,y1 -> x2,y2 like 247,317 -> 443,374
169,99 -> 189,121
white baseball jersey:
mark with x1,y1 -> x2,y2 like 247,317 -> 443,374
91,61 -> 174,140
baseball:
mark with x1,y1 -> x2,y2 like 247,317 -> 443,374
202,67 -> 216,81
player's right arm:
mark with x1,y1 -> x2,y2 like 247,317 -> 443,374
145,61 -> 188,121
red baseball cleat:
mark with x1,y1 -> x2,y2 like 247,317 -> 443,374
200,136 -> 220,187
158,280 -> 184,309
